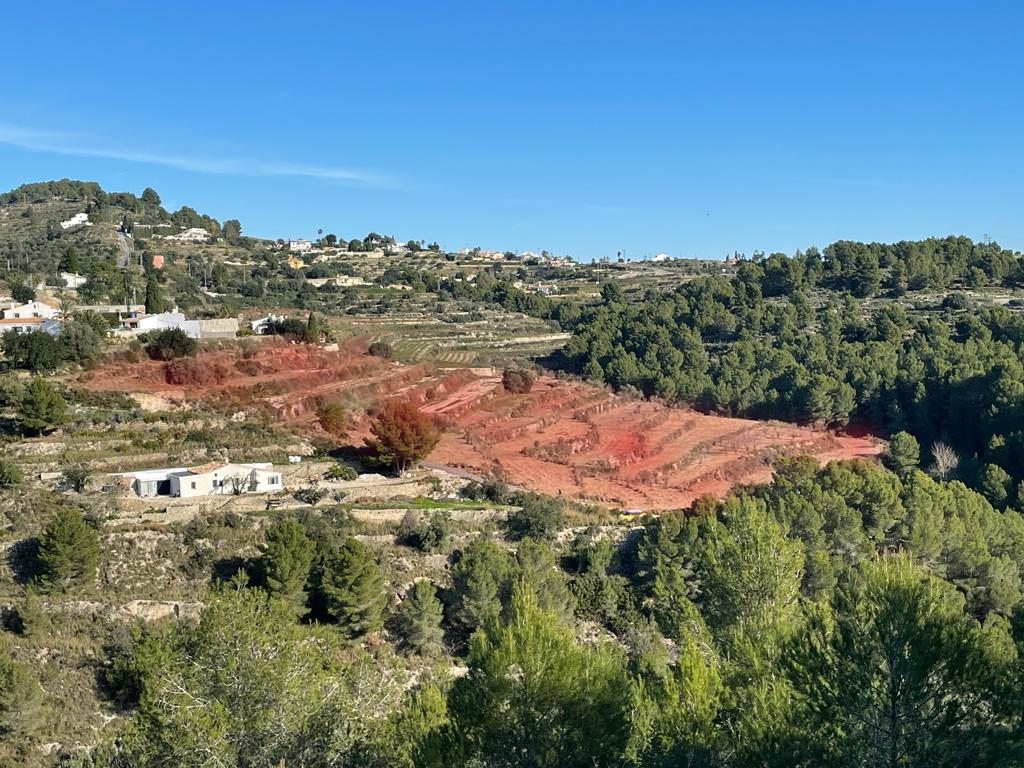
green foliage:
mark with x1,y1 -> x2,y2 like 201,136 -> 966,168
366,398 -> 441,473
37,507 -> 99,591
561,238 -> 1024,501
398,509 -> 452,552
96,584 -> 408,768
17,377 -> 68,434
260,517 -> 316,616
422,584 -> 633,768
13,586 -> 47,638
694,496 -> 804,649
317,400 -> 348,438
505,493 -> 565,541
0,640 -> 41,735
515,539 -> 575,621
144,275 -> 165,314
61,464 -> 90,492
324,462 -> 358,481
145,327 -> 197,360
59,311 -> 110,365
319,537 -> 386,639
394,579 -> 445,655
779,554 -> 1020,766
448,537 -> 514,638
222,218 -> 242,245
0,459 -> 22,488
886,430 -> 921,476
10,283 -> 35,304
140,187 -> 161,206
368,339 -> 395,359
4,330 -> 62,373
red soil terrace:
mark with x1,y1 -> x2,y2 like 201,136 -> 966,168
80,340 -> 883,510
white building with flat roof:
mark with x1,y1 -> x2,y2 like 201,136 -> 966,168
165,227 -> 212,243
112,462 -> 283,498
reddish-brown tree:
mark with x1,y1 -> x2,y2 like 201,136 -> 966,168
366,398 -> 440,473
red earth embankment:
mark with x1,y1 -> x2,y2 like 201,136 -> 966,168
79,340 -> 883,510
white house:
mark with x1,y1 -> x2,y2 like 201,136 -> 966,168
0,317 -> 62,337
4,301 -> 61,320
170,462 -> 282,498
60,212 -> 92,231
111,467 -> 189,497
165,227 -> 212,243
112,462 -> 283,498
652,253 -> 671,262
289,239 -> 313,253
60,272 -> 88,289
250,314 -> 283,334
118,312 -> 238,339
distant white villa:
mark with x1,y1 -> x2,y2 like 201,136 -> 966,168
60,272 -> 87,289
289,239 -> 313,253
117,311 -> 239,339
164,227 -> 212,243
111,462 -> 283,498
60,212 -> 92,231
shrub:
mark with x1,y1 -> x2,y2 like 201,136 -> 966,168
164,359 -> 229,385
942,292 -> 969,310
506,493 -> 566,541
462,477 -> 510,503
325,463 -> 358,482
398,510 -> 452,552
146,328 -> 197,361
317,402 -> 348,438
10,283 -> 34,303
367,340 -> 395,360
293,487 -> 327,506
0,459 -> 22,488
61,465 -> 90,493
502,368 -> 536,394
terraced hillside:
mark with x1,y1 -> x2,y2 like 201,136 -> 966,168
78,339 -> 883,509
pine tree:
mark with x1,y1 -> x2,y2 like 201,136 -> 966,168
366,398 -> 441,473
450,538 -> 513,638
15,585 -> 47,637
394,579 -> 444,655
421,584 -> 633,768
0,640 -> 41,734
319,537 -> 385,639
781,554 -> 1016,766
260,518 -> 315,617
515,539 -> 574,621
38,507 -> 99,590
18,378 -> 68,435
886,431 -> 921,476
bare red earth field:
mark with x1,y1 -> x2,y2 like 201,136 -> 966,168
80,340 -> 883,510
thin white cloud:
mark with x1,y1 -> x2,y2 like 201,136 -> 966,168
0,122 -> 394,186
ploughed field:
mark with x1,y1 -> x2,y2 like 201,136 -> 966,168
80,339 -> 882,509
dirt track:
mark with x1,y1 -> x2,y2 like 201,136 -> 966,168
80,340 -> 883,510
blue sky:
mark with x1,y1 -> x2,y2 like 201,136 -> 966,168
2,1 -> 1022,260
